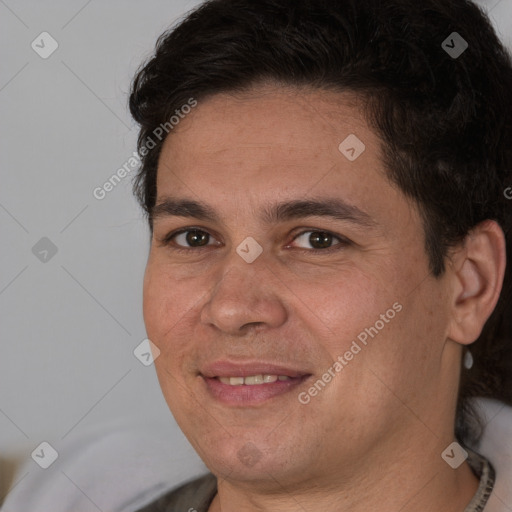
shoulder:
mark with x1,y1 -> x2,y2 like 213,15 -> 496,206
135,473 -> 217,512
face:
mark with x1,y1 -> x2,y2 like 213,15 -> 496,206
143,86 -> 456,490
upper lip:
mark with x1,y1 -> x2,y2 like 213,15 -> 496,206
201,360 -> 311,379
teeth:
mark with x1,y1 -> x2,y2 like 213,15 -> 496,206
218,377 -> 244,386
244,375 -> 264,385
218,374 -> 289,386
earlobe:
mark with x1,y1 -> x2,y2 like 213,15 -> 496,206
447,220 -> 506,346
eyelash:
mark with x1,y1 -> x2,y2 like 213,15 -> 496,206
158,227 -> 351,254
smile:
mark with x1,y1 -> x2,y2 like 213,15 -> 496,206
199,360 -> 312,405
218,375 -> 292,385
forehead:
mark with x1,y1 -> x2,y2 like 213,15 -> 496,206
156,87 -> 385,197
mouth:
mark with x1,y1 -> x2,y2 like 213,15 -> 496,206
217,374 -> 294,385
200,361 -> 312,405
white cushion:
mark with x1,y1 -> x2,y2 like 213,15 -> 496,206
469,399 -> 512,512
0,418 -> 206,512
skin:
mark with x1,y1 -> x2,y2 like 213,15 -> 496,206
143,85 -> 506,512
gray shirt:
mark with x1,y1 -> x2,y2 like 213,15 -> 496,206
136,448 -> 495,512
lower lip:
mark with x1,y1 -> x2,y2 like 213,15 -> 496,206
202,376 -> 309,405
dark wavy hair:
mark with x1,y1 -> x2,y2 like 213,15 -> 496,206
129,0 -> 512,448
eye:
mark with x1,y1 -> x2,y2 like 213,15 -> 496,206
289,230 -> 348,251
159,227 -> 350,254
160,228 -> 219,251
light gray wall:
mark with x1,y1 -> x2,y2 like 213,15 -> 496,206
0,0 -> 206,496
0,0 -> 511,497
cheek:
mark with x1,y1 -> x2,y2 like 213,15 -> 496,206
303,266 -> 403,349
307,258 -> 435,389
360,278 -> 451,403
143,264 -> 199,404
142,261 -> 199,350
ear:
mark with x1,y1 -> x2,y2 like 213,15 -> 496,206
446,220 -> 506,345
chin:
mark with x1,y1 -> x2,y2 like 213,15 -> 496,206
198,437 -> 300,486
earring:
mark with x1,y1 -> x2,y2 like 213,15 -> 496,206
464,350 -> 474,370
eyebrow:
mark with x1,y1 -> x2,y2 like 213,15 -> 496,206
151,197 -> 377,228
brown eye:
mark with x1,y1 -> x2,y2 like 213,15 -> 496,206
163,229 -> 217,250
183,230 -> 210,247
309,232 -> 334,249
292,231 -> 343,250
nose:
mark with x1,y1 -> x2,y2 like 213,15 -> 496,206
200,255 -> 288,336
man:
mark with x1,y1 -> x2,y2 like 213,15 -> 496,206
129,0 -> 512,510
